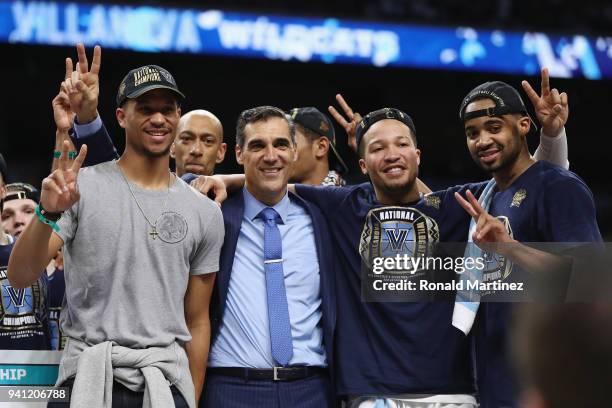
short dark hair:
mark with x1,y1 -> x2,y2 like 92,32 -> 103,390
235,106 -> 295,149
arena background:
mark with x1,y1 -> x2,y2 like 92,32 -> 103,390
0,0 -> 610,238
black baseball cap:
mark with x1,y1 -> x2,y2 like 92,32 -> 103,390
290,107 -> 348,174
5,183 -> 40,203
355,108 -> 417,150
116,65 -> 185,107
459,81 -> 537,131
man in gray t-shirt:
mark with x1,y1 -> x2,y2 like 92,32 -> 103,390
56,160 -> 223,349
8,56 -> 223,407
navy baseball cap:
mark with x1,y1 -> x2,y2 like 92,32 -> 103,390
459,81 -> 537,131
290,107 -> 348,174
355,108 -> 416,150
116,65 -> 185,107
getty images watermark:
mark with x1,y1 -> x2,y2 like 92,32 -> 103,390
368,253 -> 524,294
363,243 -> 612,302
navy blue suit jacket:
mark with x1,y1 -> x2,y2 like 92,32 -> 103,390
211,188 -> 336,373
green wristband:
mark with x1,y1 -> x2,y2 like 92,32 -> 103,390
35,204 -> 61,232
53,150 -> 62,159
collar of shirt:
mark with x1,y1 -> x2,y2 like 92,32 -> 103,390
242,187 -> 291,224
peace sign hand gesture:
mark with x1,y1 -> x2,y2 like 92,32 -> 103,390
454,190 -> 515,254
52,81 -> 74,133
62,44 -> 101,125
328,93 -> 362,153
41,141 -> 88,213
522,68 -> 569,137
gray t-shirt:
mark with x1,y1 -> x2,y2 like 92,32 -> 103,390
56,161 -> 224,348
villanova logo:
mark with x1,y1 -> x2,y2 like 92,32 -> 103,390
0,267 -> 46,331
360,206 -> 439,275
384,227 -> 410,252
5,287 -> 26,308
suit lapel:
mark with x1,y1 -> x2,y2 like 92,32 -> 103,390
218,190 -> 245,311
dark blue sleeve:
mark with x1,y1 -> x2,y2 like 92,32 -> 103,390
181,173 -> 198,184
540,177 -> 603,242
294,183 -> 360,217
430,182 -> 488,242
444,181 -> 489,199
69,122 -> 119,167
438,181 -> 488,215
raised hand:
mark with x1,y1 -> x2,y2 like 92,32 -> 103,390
41,141 -> 87,213
454,190 -> 515,253
522,68 -> 569,137
328,93 -> 362,153
63,43 -> 101,124
52,80 -> 74,132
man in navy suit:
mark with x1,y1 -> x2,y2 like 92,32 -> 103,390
202,106 -> 335,407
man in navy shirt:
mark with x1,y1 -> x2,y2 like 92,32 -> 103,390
455,77 -> 602,408
293,108 -> 482,407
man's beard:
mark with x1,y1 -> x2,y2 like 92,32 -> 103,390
378,172 -> 418,199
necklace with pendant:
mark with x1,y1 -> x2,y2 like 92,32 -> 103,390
118,164 -> 173,240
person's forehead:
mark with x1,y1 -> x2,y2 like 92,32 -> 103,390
244,118 -> 290,142
180,115 -> 221,136
3,198 -> 36,210
134,89 -> 178,105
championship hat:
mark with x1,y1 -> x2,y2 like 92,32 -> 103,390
116,65 -> 185,107
459,81 -> 537,131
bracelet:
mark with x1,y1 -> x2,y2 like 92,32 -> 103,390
35,204 -> 61,232
53,150 -> 61,159
39,202 -> 62,221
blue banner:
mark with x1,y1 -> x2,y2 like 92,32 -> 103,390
0,350 -> 61,386
1,0 -> 611,79
0,365 -> 58,385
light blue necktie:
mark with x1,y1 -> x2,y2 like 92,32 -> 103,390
258,207 -> 294,366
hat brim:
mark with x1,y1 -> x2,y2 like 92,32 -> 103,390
328,142 -> 349,174
126,84 -> 185,102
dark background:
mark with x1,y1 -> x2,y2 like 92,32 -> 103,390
0,0 -> 610,238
